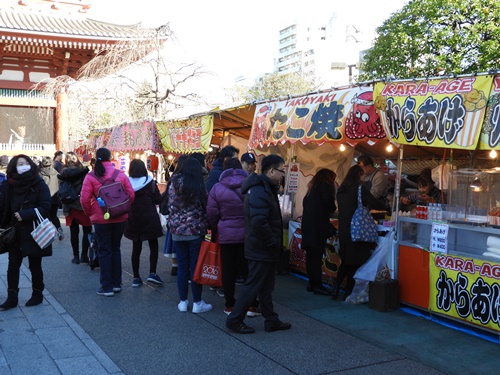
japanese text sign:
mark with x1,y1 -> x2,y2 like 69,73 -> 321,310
249,87 -> 386,148
156,115 -> 213,153
430,252 -> 500,332
374,76 -> 494,149
430,223 -> 449,253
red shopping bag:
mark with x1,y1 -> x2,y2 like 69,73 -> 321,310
193,240 -> 223,287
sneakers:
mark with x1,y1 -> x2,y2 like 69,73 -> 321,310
192,300 -> 212,314
57,227 -> 64,241
216,288 -> 225,297
147,273 -> 163,285
96,288 -> 114,297
178,300 -> 188,312
113,287 -> 122,293
224,307 -> 233,315
132,278 -> 143,287
246,307 -> 262,317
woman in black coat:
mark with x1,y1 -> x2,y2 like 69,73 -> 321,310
0,155 -> 52,310
301,168 -> 337,295
335,164 -> 386,300
124,159 -> 163,287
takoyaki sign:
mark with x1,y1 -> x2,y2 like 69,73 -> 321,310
374,75 -> 493,150
249,87 -> 386,148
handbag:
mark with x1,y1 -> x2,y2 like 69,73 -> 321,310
157,208 -> 168,235
351,186 -> 379,243
31,208 -> 58,249
0,226 -> 16,254
192,239 -> 222,287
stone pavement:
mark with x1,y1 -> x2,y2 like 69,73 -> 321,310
0,220 -> 499,375
0,254 -> 122,375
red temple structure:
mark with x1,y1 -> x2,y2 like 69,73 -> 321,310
0,0 -> 163,154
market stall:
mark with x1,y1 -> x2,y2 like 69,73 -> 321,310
374,73 -> 500,335
248,86 -> 392,281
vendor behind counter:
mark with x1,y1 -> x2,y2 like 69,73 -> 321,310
400,174 -> 446,207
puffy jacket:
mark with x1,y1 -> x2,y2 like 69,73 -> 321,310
58,166 -> 89,213
124,177 -> 163,241
167,174 -> 208,237
206,168 -> 247,244
205,158 -> 223,193
241,173 -> 283,262
80,162 -> 135,224
0,176 -> 52,257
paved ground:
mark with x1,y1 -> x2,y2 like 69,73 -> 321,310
0,219 -> 499,375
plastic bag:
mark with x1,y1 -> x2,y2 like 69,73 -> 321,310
345,232 -> 392,304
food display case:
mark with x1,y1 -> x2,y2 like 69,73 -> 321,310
396,168 -> 500,333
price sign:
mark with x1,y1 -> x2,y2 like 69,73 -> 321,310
430,223 -> 449,253
287,162 -> 300,193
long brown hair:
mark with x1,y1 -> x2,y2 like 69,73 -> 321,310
307,168 -> 336,194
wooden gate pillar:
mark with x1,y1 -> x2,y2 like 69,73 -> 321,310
55,90 -> 69,151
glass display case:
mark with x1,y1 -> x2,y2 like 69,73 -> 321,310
447,168 -> 500,225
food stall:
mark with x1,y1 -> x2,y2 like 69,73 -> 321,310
248,86 -> 391,281
374,73 -> 500,335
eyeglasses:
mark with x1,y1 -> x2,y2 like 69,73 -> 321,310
274,168 -> 286,174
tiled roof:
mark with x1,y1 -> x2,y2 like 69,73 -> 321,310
0,8 -> 153,41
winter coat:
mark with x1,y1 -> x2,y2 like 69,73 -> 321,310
336,183 -> 385,266
39,166 -> 59,197
167,174 -> 208,237
80,162 -> 135,224
58,166 -> 89,214
301,183 -> 336,249
241,173 -> 283,262
0,175 -> 52,257
206,168 -> 247,244
124,177 -> 163,241
205,158 -> 223,193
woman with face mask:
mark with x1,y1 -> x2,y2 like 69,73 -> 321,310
0,155 -> 53,310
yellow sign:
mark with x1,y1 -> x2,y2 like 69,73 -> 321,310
156,115 -> 213,153
430,252 -> 500,332
479,75 -> 500,149
374,76 -> 494,149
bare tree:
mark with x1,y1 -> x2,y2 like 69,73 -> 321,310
35,23 -> 211,143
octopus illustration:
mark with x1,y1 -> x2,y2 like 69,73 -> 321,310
251,105 -> 272,146
345,91 -> 386,139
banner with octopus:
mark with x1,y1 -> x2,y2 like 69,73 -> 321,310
107,121 -> 163,153
373,75 -> 493,150
248,87 -> 387,149
478,75 -> 500,150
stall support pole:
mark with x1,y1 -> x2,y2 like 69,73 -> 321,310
391,145 -> 404,279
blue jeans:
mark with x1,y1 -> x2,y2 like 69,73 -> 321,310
174,236 -> 203,302
94,222 -> 126,292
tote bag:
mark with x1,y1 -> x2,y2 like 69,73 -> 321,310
193,240 -> 222,287
31,208 -> 58,249
351,186 -> 379,243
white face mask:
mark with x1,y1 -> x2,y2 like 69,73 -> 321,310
17,165 -> 31,174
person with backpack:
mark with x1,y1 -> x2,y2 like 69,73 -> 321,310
80,148 -> 135,297
38,156 -> 64,241
124,159 -> 163,287
58,152 -> 91,264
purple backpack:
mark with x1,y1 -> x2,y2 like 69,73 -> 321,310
89,170 -> 131,218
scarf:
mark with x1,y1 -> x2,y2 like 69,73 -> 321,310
8,169 -> 38,195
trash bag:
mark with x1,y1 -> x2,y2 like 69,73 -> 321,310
345,231 -> 392,304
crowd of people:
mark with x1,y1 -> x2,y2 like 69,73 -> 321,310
0,146 -> 423,333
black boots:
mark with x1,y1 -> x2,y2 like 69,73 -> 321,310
26,289 -> 43,307
0,289 -> 19,310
